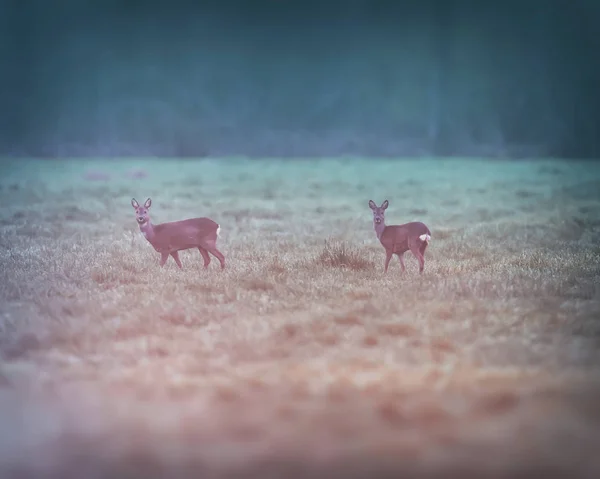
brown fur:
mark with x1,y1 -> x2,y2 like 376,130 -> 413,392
369,199 -> 431,274
131,198 -> 225,269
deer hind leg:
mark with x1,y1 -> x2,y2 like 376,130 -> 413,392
396,252 -> 406,273
198,247 -> 211,268
409,241 -> 425,274
210,247 -> 226,270
418,239 -> 429,273
203,241 -> 225,270
171,251 -> 183,269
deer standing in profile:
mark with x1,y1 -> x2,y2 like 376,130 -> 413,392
131,198 -> 225,270
368,199 -> 431,274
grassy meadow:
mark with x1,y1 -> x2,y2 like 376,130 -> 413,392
0,157 -> 600,478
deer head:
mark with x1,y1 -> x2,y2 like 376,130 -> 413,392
368,199 -> 389,225
131,197 -> 152,225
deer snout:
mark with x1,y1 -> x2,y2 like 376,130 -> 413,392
137,216 -> 146,224
374,217 -> 382,224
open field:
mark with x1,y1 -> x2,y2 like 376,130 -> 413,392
1,157 -> 600,478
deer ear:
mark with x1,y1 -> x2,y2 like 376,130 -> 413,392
382,200 -> 389,210
368,200 -> 376,210
144,198 -> 152,208
131,198 -> 139,209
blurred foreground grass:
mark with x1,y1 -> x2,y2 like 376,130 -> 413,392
0,157 -> 599,478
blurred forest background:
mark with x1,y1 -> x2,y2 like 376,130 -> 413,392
1,0 -> 599,159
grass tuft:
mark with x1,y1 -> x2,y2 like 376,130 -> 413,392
317,238 -> 374,271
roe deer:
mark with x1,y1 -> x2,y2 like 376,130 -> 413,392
131,198 -> 225,270
368,199 -> 431,274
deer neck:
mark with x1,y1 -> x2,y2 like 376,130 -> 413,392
374,221 -> 386,239
139,220 -> 155,243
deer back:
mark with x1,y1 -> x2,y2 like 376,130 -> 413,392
380,221 -> 430,252
152,217 -> 219,251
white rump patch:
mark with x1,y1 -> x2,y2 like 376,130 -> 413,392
216,225 -> 221,237
419,234 -> 431,242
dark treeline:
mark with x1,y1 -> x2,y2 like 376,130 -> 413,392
1,0 -> 599,159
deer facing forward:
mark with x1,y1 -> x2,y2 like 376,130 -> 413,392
131,198 -> 225,270
369,199 -> 431,274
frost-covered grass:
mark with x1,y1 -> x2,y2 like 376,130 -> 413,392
1,157 -> 599,478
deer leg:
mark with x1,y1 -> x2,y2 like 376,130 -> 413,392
159,252 -> 169,267
171,251 -> 183,269
409,246 -> 425,274
384,249 -> 393,273
203,241 -> 225,270
198,247 -> 211,268
418,242 -> 428,274
396,252 -> 406,273
407,238 -> 426,274
209,247 -> 226,270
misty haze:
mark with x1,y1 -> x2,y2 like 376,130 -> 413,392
1,1 -> 599,478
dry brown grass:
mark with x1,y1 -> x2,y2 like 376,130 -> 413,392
1,157 -> 600,478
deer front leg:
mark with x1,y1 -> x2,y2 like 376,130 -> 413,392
159,252 -> 169,267
171,251 -> 183,269
384,249 -> 393,273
